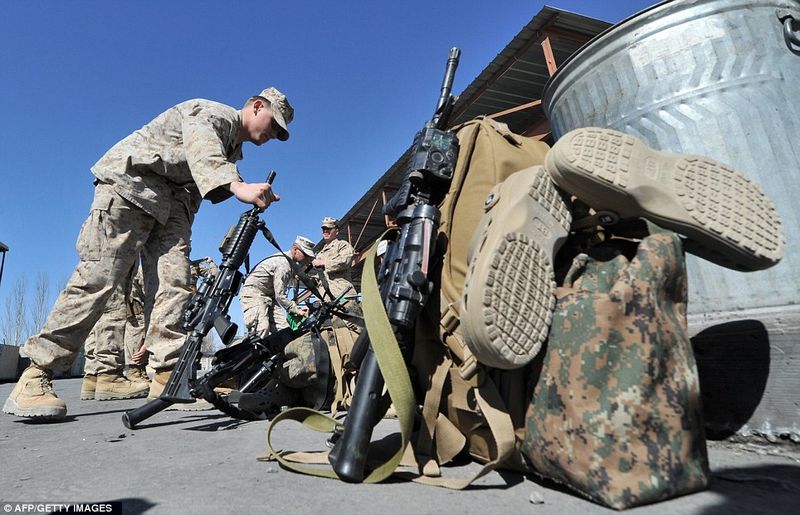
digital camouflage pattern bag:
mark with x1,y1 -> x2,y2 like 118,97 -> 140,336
522,232 -> 710,509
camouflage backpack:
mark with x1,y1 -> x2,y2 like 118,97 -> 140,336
522,232 -> 710,509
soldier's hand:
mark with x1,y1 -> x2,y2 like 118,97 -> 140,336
131,345 -> 149,365
229,181 -> 280,209
312,258 -> 325,268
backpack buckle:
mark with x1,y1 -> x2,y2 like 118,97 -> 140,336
459,354 -> 482,385
440,303 -> 460,333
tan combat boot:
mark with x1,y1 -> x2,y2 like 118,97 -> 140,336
147,369 -> 171,399
126,365 -> 150,390
544,127 -> 786,271
461,166 -> 572,369
149,368 -> 216,411
147,369 -> 219,411
95,371 -> 149,401
81,374 -> 97,400
3,364 -> 67,420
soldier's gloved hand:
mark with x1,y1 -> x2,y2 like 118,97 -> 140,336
229,181 -> 280,209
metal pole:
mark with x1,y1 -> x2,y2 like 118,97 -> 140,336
0,241 -> 8,290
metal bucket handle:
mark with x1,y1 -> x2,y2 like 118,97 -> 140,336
778,9 -> 800,55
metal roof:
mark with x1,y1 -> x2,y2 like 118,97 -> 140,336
336,6 -> 612,286
449,5 -> 610,130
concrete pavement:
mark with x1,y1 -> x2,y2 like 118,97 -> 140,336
1,378 -> 799,514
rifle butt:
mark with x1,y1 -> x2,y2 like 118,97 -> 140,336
329,348 -> 385,483
122,398 -> 173,429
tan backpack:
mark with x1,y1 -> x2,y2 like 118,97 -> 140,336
408,117 -> 551,482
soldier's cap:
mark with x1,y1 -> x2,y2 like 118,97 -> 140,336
294,236 -> 316,258
257,87 -> 293,141
321,217 -> 339,229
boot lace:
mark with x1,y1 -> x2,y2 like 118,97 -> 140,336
38,370 -> 56,395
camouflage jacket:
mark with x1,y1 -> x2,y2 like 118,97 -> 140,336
239,253 -> 302,315
91,99 -> 243,225
315,238 -> 356,299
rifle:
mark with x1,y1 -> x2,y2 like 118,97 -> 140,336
328,48 -> 461,482
122,173 -> 360,428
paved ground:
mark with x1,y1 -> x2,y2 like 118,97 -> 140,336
1,378 -> 799,515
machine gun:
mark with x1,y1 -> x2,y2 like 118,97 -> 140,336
328,48 -> 461,482
122,173 -> 359,428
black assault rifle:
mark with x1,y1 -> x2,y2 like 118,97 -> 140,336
327,48 -> 461,482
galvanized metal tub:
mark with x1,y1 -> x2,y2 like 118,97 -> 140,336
543,0 -> 800,440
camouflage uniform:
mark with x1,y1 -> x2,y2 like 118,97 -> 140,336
24,99 -> 244,372
239,253 -> 303,337
83,262 -> 146,375
190,257 -> 219,287
123,264 -> 147,363
314,238 -> 356,300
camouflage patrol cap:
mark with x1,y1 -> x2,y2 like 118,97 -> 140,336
321,217 -> 339,229
257,87 -> 294,141
294,236 -> 316,258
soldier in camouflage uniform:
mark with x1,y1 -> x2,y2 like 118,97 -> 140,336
238,219 -> 363,414
239,236 -> 315,338
81,260 -> 150,401
4,87 -> 293,420
313,217 -> 357,300
190,256 -> 219,288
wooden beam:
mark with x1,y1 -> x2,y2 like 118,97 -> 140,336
487,99 -> 542,120
451,28 -> 549,121
539,26 -> 594,45
381,189 -> 392,228
353,197 -> 380,251
541,35 -> 558,76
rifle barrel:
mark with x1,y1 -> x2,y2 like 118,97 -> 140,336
434,47 -> 461,122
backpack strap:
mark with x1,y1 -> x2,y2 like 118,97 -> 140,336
409,371 -> 517,489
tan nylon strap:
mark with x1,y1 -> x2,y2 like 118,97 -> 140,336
415,352 -> 453,475
408,375 -> 516,489
265,407 -> 340,479
432,413 -> 466,465
357,231 -> 417,482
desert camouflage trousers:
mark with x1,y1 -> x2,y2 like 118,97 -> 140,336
24,182 -> 193,372
241,296 -> 289,338
83,278 -> 146,375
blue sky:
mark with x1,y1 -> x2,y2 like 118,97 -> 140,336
0,0 -> 657,338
